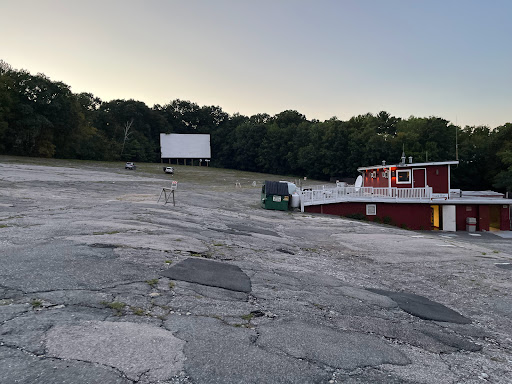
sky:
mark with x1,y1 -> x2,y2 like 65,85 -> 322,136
1,0 -> 511,128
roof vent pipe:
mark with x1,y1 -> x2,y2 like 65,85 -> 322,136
408,156 -> 413,164
382,160 -> 386,166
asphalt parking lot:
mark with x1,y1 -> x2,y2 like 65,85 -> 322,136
1,157 -> 511,383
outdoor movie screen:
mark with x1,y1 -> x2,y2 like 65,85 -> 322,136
160,133 -> 211,159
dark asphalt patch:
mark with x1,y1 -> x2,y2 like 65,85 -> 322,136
367,289 -> 471,324
89,243 -> 117,248
495,263 -> 512,270
161,258 -> 252,293
277,248 -> 295,255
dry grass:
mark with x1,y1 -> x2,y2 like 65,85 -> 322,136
0,155 -> 326,191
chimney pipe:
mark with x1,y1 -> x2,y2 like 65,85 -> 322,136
382,160 -> 386,166
408,156 -> 413,164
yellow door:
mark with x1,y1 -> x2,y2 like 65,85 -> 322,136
431,205 -> 440,229
489,205 -> 500,231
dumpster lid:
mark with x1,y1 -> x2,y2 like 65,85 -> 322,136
265,181 -> 289,196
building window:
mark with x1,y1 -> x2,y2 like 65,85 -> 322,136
396,170 -> 411,184
366,204 -> 377,215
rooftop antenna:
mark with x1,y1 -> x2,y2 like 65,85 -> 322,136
455,116 -> 459,161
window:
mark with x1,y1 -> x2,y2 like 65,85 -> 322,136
396,170 -> 411,184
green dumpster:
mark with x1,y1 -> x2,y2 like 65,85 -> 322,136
261,181 -> 290,211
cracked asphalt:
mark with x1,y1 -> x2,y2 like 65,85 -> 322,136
1,157 -> 512,383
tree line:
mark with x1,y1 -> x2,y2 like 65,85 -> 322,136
1,61 -> 511,192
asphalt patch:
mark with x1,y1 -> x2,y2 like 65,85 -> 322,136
161,258 -> 252,293
367,289 -> 471,324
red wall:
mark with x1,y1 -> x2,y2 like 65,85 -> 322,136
426,165 -> 449,193
501,205 -> 511,231
306,202 -> 511,232
305,202 -> 432,230
478,205 -> 490,231
362,164 -> 451,193
363,169 -> 389,188
456,205 -> 479,231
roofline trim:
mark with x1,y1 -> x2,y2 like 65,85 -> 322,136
357,161 -> 459,172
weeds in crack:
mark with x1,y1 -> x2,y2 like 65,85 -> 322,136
130,307 -> 145,316
146,278 -> 159,288
101,301 -> 126,316
31,299 -> 43,308
241,313 -> 254,321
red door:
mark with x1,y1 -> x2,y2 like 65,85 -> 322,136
413,169 -> 426,188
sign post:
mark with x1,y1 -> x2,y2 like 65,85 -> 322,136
158,181 -> 178,206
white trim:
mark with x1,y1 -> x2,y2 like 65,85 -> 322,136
412,168 -> 427,188
396,169 -> 411,184
358,160 -> 459,172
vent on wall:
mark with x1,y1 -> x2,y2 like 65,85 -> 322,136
366,204 -> 377,215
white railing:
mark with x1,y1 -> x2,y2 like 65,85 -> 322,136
300,185 -> 433,207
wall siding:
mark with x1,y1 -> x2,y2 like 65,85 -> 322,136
305,202 -> 432,230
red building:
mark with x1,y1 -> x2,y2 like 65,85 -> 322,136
300,157 -> 511,232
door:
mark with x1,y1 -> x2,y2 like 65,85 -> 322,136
490,205 -> 500,231
413,168 -> 426,188
431,205 -> 442,230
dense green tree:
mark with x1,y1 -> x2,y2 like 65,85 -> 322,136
492,123 -> 512,192
1,61 -> 511,192
451,126 -> 495,190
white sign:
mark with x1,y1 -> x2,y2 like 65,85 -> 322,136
171,181 -> 178,190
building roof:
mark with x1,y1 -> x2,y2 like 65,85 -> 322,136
453,190 -> 505,198
357,160 -> 459,172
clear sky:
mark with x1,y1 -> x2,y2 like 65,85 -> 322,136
2,0 -> 511,128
